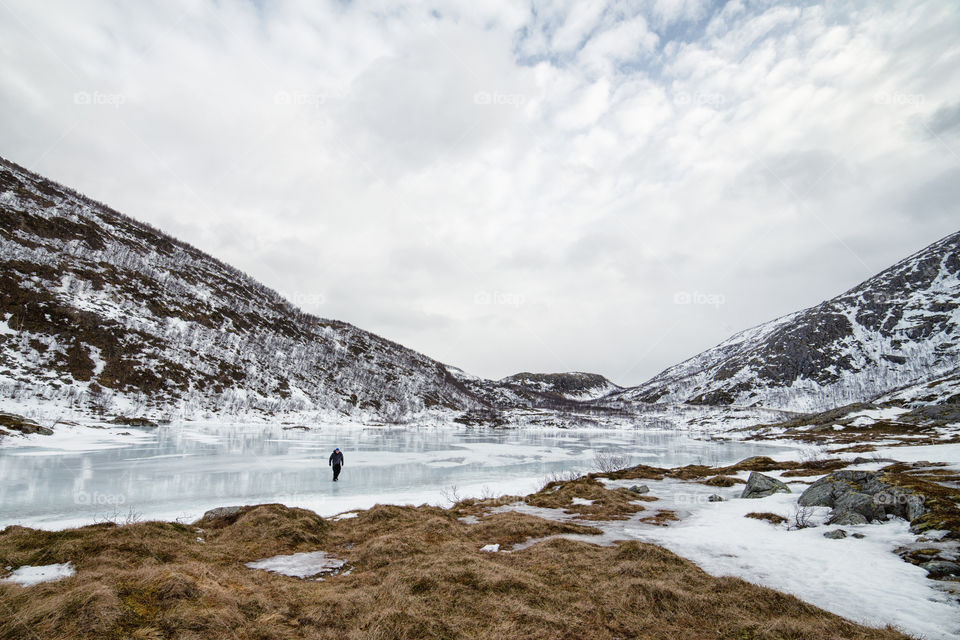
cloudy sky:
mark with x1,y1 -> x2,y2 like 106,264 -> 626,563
1,0 -> 958,385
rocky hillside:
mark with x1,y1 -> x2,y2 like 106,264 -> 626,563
499,372 -> 621,401
0,157 -> 484,421
609,230 -> 960,413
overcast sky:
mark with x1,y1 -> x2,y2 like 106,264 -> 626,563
1,0 -> 958,385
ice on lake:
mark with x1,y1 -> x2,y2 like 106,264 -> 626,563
0,422 -> 795,529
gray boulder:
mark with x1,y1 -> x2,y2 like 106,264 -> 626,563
708,494 -> 724,502
798,481 -> 841,508
874,489 -> 926,521
823,529 -> 847,539
740,472 -> 792,499
834,491 -> 885,522
629,485 -> 650,494
921,561 -> 960,578
799,470 -> 927,525
828,511 -> 868,526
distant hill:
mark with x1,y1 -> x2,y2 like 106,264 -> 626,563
500,372 -> 621,401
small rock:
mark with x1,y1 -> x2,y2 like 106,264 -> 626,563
852,533 -> 866,539
823,529 -> 847,540
921,561 -> 960,579
708,494 -> 724,502
629,485 -> 650,495
740,472 -> 792,499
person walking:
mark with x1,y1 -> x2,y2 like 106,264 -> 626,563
329,447 -> 344,481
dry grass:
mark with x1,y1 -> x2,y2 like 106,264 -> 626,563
522,476 -> 648,520
881,463 -> 960,537
746,404 -> 960,450
600,456 -> 851,486
704,475 -> 743,487
0,500 -> 913,640
746,512 -> 789,526
639,510 -> 680,526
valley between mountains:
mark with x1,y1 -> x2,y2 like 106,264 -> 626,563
2,157 -> 959,639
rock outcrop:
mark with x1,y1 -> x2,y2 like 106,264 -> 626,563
0,412 -> 52,436
740,472 -> 792,499
799,470 -> 926,524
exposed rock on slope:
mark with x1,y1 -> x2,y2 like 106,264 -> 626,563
609,230 -> 960,412
0,157 -> 481,420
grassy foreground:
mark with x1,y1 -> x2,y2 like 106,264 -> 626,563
0,482 -> 913,640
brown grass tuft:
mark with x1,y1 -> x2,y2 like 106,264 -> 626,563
524,475 -> 646,520
746,512 -> 789,526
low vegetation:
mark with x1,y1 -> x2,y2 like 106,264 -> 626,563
746,512 -> 788,526
0,500 -> 912,640
602,455 -> 851,484
746,402 -> 960,449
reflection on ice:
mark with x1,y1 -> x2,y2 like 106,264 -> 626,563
0,422 -> 793,530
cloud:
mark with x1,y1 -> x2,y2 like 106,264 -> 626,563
0,0 -> 958,384
926,101 -> 960,137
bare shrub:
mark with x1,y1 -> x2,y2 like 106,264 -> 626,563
440,485 -> 462,505
593,450 -> 632,473
790,504 -> 816,530
539,470 -> 585,491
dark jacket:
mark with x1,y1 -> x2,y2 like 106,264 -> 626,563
329,450 -> 344,467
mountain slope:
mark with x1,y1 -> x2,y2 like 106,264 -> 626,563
499,372 -> 621,401
610,230 -> 960,413
0,156 -> 482,421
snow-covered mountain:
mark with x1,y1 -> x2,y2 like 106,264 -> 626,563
609,230 -> 960,413
0,157 -> 485,421
3,155 -> 956,424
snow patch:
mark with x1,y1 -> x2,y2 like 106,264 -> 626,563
2,562 -> 75,586
0,314 -> 17,336
245,551 -> 344,579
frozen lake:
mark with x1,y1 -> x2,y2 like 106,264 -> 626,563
0,423 -> 796,529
